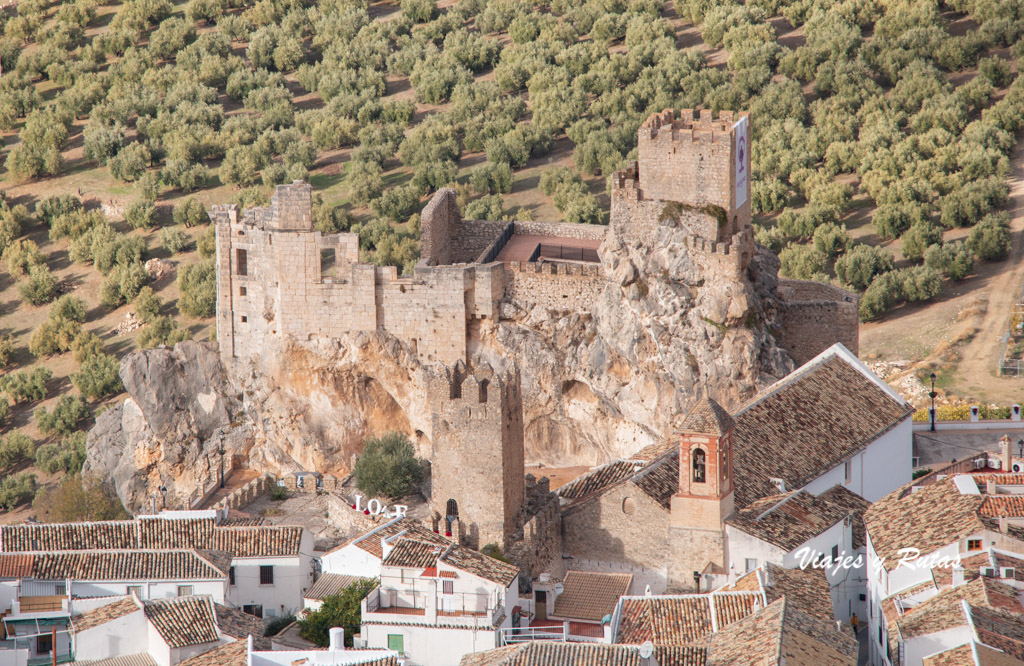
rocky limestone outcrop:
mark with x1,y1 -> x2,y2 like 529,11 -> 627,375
87,205 -> 798,510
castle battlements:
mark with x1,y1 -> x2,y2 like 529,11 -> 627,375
212,108 -> 857,370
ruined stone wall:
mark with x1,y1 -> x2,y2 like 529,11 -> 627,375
420,188 -> 459,266
777,279 -> 860,365
502,261 -> 606,314
506,478 -> 562,580
451,220 -> 510,264
429,371 -> 525,550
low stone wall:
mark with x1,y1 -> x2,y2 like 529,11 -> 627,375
777,279 -> 859,364
502,261 -> 606,314
217,474 -> 275,510
513,220 -> 608,242
507,476 -> 563,580
325,492 -> 386,534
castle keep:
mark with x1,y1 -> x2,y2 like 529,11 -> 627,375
213,108 -> 858,370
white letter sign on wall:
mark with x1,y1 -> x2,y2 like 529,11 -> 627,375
353,494 -> 408,518
734,116 -> 748,207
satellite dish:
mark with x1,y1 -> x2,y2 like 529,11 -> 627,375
639,641 -> 654,659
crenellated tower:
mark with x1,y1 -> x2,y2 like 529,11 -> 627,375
428,365 -> 525,550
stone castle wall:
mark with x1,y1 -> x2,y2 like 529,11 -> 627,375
502,261 -> 607,314
777,279 -> 860,365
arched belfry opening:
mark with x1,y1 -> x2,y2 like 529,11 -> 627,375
692,448 -> 706,483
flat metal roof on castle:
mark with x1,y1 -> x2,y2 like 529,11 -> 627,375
495,234 -> 602,264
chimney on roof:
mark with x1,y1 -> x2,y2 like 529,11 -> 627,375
988,479 -> 997,495
952,566 -> 965,587
1000,516 -> 1009,533
328,627 -> 345,652
1002,435 -> 1012,473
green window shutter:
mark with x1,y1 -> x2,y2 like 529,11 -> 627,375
387,634 -> 404,654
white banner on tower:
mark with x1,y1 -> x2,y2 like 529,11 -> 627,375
734,116 -> 748,207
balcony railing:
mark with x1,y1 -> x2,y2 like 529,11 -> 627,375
365,588 -> 496,619
498,625 -> 567,645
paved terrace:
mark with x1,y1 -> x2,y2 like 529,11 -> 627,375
495,234 -> 602,264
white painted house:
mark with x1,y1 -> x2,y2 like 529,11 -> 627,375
70,594 -> 266,666
320,518 -> 451,580
0,511 -> 314,620
864,468 -> 1024,665
358,538 -> 519,666
723,484 -> 870,622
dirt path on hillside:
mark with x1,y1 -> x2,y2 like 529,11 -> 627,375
951,137 -> 1024,398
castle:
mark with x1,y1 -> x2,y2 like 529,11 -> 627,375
212,108 -> 859,370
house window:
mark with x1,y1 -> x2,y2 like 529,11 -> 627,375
127,585 -> 142,599
243,604 -> 263,618
692,449 -> 706,483
832,545 -> 839,561
844,460 -> 852,483
443,580 -> 454,595
260,565 -> 275,585
36,635 -> 52,655
240,286 -> 247,296
240,315 -> 247,323
236,249 -> 247,276
229,567 -> 235,586
968,539 -> 982,551
297,475 -> 305,489
177,585 -> 193,597
387,634 -> 404,655
745,558 -> 757,572
54,581 -> 66,596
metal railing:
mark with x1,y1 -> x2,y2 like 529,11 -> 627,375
528,243 -> 600,264
498,625 -> 567,645
366,587 -> 495,618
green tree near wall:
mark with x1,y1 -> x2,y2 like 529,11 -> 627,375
298,579 -> 378,647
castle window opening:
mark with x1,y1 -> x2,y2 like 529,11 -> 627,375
320,248 -> 337,279
693,448 -> 706,483
241,316 -> 247,323
622,497 -> 636,515
236,249 -> 247,276
240,286 -> 247,296
478,380 -> 488,403
445,498 -> 459,535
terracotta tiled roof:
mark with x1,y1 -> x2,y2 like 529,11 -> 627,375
630,440 -> 678,462
633,456 -> 679,509
614,592 -> 762,646
816,485 -> 871,549
866,477 -> 986,571
26,550 -> 228,581
557,460 -> 645,505
550,571 -> 632,622
0,553 -> 33,578
215,602 -> 268,647
138,517 -> 216,549
0,518 -> 304,560
177,640 -> 247,666
982,496 -> 1024,517
440,543 -> 519,587
705,598 -> 857,666
653,645 -> 708,666
970,605 -> 1024,660
975,474 -> 1024,488
680,397 -> 735,436
924,642 -> 1024,666
212,525 -> 303,557
144,595 -> 220,648
724,491 -> 850,551
306,573 -> 372,601
75,654 -> 158,666
72,596 -> 141,633
341,518 -> 450,559
459,642 -> 658,665
0,521 -> 137,551
732,354 -> 912,506
726,563 -> 834,624
382,539 -> 443,569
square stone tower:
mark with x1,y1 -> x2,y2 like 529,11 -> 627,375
635,108 -> 751,241
429,365 -> 525,551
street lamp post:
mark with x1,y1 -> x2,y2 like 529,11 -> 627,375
218,441 -> 226,489
929,373 -> 937,432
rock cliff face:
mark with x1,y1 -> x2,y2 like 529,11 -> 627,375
88,235 -> 792,512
